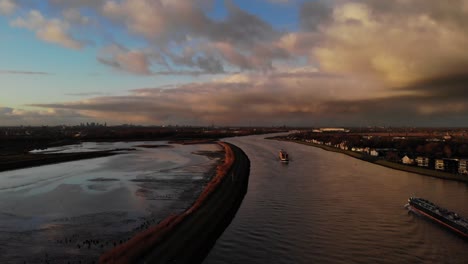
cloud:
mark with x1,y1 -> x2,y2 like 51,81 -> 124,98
0,106 -> 88,126
101,0 -> 210,42
27,63 -> 468,127
6,0 -> 468,126
11,10 -> 85,49
29,68 -> 392,126
65,92 -> 107,97
6,1 -> 291,74
300,0 -> 332,31
0,70 -> 51,75
97,44 -> 230,75
99,0 -> 288,73
62,8 -> 89,25
0,0 -> 16,15
97,45 -> 152,75
309,0 -> 468,86
266,0 -> 292,4
48,0 -> 106,9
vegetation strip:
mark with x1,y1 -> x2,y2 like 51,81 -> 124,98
284,139 -> 468,183
99,142 -> 250,264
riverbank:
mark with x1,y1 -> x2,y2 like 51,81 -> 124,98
280,139 -> 468,183
99,142 -> 250,264
0,149 -> 134,173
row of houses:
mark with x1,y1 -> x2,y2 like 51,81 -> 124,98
309,138 -> 468,175
305,139 -> 384,157
298,137 -> 468,176
402,155 -> 468,175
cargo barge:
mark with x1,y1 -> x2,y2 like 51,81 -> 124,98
406,197 -> 468,238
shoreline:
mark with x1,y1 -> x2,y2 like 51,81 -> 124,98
281,139 -> 468,183
0,149 -> 134,173
99,142 -> 250,263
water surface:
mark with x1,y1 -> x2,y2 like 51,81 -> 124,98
0,141 -> 222,263
204,134 -> 468,264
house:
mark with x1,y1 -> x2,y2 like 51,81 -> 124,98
369,149 -> 379,157
435,159 -> 445,170
351,147 -> 366,152
416,156 -> 429,167
443,158 -> 459,174
402,155 -> 414,165
459,159 -> 468,175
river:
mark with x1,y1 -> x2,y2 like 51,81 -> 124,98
204,134 -> 468,264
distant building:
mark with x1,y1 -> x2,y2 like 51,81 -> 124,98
435,159 -> 445,170
459,159 -> 468,175
335,141 -> 349,150
318,128 -> 350,133
369,149 -> 379,157
416,156 -> 429,167
443,158 -> 459,174
352,147 -> 367,152
402,155 -> 414,165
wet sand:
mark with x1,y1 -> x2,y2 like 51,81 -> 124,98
99,142 -> 250,264
0,141 -> 223,263
0,150 -> 131,173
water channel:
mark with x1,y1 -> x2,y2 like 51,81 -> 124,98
204,134 -> 468,264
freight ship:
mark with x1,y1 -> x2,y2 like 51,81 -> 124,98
279,150 -> 289,162
406,197 -> 468,238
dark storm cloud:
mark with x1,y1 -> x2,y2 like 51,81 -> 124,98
24,70 -> 400,126
300,0 -> 333,30
358,0 -> 468,27
404,73 -> 468,100
30,67 -> 468,126
98,0 -> 290,73
209,1 -> 280,46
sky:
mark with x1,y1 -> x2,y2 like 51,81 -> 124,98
1,0 -> 468,127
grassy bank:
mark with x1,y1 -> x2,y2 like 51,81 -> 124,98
99,142 -> 250,264
283,139 -> 468,183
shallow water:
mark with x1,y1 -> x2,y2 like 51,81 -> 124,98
0,141 -> 222,263
204,134 -> 468,264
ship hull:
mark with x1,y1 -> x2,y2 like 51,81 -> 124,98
408,198 -> 468,239
279,150 -> 289,163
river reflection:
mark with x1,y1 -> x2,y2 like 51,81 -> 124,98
0,141 -> 222,263
204,134 -> 468,264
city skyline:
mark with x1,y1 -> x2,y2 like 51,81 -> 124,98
1,0 -> 468,126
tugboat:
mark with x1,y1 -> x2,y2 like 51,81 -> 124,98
279,150 -> 289,163
406,196 -> 468,238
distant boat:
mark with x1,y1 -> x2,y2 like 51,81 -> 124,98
406,197 -> 468,238
279,150 -> 289,162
